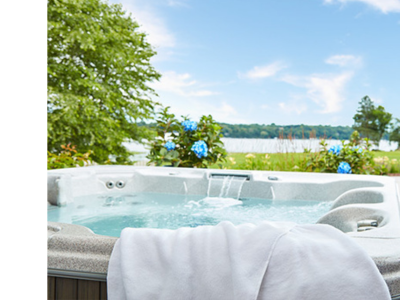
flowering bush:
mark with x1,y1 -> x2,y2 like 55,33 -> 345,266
191,140 -> 208,158
147,106 -> 227,168
164,141 -> 176,151
328,144 -> 342,155
306,139 -> 375,174
338,162 -> 352,174
182,120 -> 198,131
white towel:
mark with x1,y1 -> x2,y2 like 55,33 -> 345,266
107,221 -> 391,300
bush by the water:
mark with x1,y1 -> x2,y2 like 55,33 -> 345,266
146,107 -> 227,168
306,138 -> 375,174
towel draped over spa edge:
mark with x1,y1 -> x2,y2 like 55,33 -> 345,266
107,221 -> 391,300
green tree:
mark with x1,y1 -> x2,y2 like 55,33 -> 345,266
352,96 -> 392,145
389,118 -> 400,150
372,105 -> 392,142
48,0 -> 161,163
353,96 -> 378,140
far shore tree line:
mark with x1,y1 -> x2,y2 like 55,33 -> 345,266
138,122 -> 354,140
47,0 -> 400,167
139,96 -> 400,146
221,96 -> 400,147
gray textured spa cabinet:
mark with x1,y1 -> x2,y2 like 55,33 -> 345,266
47,166 -> 400,299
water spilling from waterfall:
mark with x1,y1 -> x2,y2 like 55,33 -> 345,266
197,176 -> 247,209
270,186 -> 276,200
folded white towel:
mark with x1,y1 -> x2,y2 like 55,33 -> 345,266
107,221 -> 391,300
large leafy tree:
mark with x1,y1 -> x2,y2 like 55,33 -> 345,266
389,118 -> 400,150
352,96 -> 392,145
372,105 -> 392,142
352,96 -> 377,140
48,0 -> 160,163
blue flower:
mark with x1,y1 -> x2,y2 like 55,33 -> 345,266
328,144 -> 342,155
353,146 -> 363,153
182,120 -> 197,131
164,141 -> 176,151
338,162 -> 352,174
191,140 -> 208,158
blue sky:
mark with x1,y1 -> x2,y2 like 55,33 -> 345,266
110,0 -> 400,126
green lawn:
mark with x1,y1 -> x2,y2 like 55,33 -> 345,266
371,150 -> 400,160
210,152 -> 305,169
209,150 -> 400,173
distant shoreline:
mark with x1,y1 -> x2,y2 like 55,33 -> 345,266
138,122 -> 357,140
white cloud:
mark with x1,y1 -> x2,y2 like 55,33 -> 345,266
218,102 -> 238,117
194,101 -> 250,124
281,72 -> 354,113
324,0 -> 400,13
167,0 -> 189,7
325,55 -> 363,67
151,71 -> 219,97
239,61 -> 287,79
158,97 -> 250,123
118,0 -> 176,48
261,104 -> 269,109
278,101 -> 308,115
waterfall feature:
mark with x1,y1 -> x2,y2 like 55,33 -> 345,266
207,176 -> 247,200
199,176 -> 247,209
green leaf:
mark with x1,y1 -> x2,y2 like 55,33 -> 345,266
160,148 -> 168,156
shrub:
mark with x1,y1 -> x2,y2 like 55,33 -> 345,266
146,107 -> 227,168
306,139 -> 375,174
373,156 -> 400,175
48,144 -> 93,170
239,153 -> 271,170
349,130 -> 361,146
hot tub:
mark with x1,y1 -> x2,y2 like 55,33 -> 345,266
47,166 -> 400,299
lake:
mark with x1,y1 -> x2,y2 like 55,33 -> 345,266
124,138 -> 398,160
220,138 -> 398,153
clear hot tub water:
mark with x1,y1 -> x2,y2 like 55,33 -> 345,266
47,192 -> 332,237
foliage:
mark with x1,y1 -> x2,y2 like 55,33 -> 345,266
352,96 -> 377,140
213,151 -> 400,175
373,156 -> 400,175
349,130 -> 361,145
224,153 -> 307,172
48,0 -> 160,164
353,96 -> 392,145
305,139 -> 375,174
239,154 -> 271,171
218,123 -> 354,140
389,118 -> 400,150
48,144 -> 92,169
373,105 -> 393,141
146,107 -> 227,168
228,145 -> 373,174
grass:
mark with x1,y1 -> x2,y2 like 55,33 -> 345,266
371,150 -> 400,160
210,153 -> 306,171
209,150 -> 400,174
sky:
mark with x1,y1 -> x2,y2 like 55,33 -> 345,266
109,0 -> 400,126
